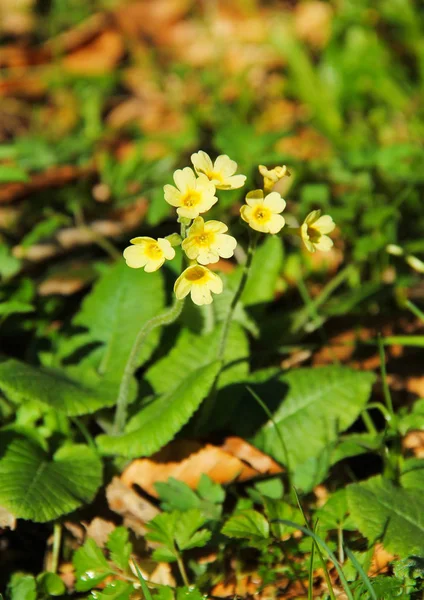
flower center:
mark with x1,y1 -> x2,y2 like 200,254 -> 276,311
182,191 -> 201,207
253,205 -> 271,222
145,242 -> 163,260
307,226 -> 322,244
208,170 -> 224,182
185,266 -> 209,283
194,232 -> 214,247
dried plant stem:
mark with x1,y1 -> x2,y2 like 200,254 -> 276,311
112,299 -> 184,434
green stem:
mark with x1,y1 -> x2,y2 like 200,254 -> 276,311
377,334 -> 394,418
217,233 -> 257,361
112,299 -> 184,434
176,552 -> 190,587
405,299 -> 424,323
51,522 -> 62,574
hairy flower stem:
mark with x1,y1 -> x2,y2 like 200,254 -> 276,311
217,232 -> 257,361
112,299 -> 185,435
51,522 -> 62,574
196,233 -> 257,431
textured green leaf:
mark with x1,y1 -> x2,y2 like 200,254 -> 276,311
97,361 -> 221,457
145,323 -> 248,394
174,509 -> 210,550
106,527 -> 132,572
0,359 -> 115,416
347,475 -> 424,557
0,436 -> 102,522
252,366 -> 375,468
93,580 -> 134,599
155,478 -> 200,512
400,458 -> 424,491
176,587 -> 204,600
36,572 -> 66,596
222,509 -> 269,540
8,573 -> 37,600
241,235 -> 283,306
73,260 -> 165,380
73,539 -> 113,591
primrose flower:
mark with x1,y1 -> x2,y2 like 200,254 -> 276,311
174,265 -> 223,306
191,151 -> 246,190
182,217 -> 237,265
240,189 -> 286,234
123,236 -> 175,272
259,164 -> 290,192
300,210 -> 335,253
164,167 -> 218,219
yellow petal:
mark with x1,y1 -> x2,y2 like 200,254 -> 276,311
174,273 -> 192,299
191,151 -> 213,175
264,192 -> 286,214
313,215 -> 335,235
204,220 -> 228,234
245,189 -> 264,207
123,245 -> 148,269
214,234 -> 237,258
164,184 -> 181,207
214,154 -> 237,176
314,235 -> 334,252
157,238 -> 176,260
174,167 -> 196,192
191,284 -> 213,306
267,214 -> 285,234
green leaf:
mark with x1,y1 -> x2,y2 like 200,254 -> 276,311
316,490 -> 356,532
0,165 -> 28,183
152,586 -> 174,600
73,260 -> 165,380
106,527 -> 132,572
254,477 -> 284,500
347,475 -> 424,557
400,458 -> 424,491
222,509 -> 269,541
145,323 -> 248,395
74,538 -> 113,591
36,572 -> 66,596
252,366 -> 375,468
0,359 -> 115,416
398,399 -> 424,435
176,587 -> 205,600
174,509 -> 210,551
92,580 -> 134,599
262,498 -> 301,539
242,235 -> 283,306
155,478 -> 200,512
7,573 -> 37,600
0,301 -> 34,319
0,435 -> 102,522
146,512 -> 178,559
197,474 -> 225,504
97,361 -> 221,457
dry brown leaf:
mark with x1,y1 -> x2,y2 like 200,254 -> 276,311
38,276 -> 87,296
106,477 -> 160,536
0,506 -> 16,530
62,29 -> 124,74
0,0 -> 35,36
121,441 -> 256,497
0,164 -> 94,204
114,0 -> 191,41
403,431 -> 424,458
150,563 -> 176,587
84,517 -> 116,548
368,543 -> 395,576
221,437 -> 283,475
295,1 -> 333,48
406,376 -> 424,398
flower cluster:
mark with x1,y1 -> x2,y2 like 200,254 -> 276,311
123,151 -> 336,305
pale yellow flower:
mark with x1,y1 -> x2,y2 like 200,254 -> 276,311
174,265 -> 223,306
259,164 -> 290,192
182,217 -> 237,265
123,236 -> 175,272
300,210 -> 335,253
240,189 -> 286,234
164,167 -> 218,219
191,151 -> 246,190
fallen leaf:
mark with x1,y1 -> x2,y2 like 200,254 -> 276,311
106,477 -> 160,536
295,1 -> 333,48
221,437 -> 283,475
403,431 -> 424,458
368,543 -> 395,576
0,505 -> 16,530
62,29 -> 124,74
84,517 -> 116,548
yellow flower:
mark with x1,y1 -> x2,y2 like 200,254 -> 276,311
182,217 -> 237,265
191,151 -> 246,190
174,265 -> 223,306
259,164 -> 290,192
300,210 -> 335,253
123,236 -> 175,272
164,167 -> 218,219
240,189 -> 286,234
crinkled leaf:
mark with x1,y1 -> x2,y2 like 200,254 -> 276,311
73,539 -> 113,591
174,509 -> 210,550
155,478 -> 200,512
73,260 -> 165,380
263,498 -> 301,539
222,509 -> 269,541
347,475 -> 424,557
97,361 -> 221,457
0,359 -> 116,416
241,235 -> 283,306
106,527 -> 132,572
146,512 -> 178,555
400,458 -> 424,491
93,580 -> 134,599
252,367 -> 375,469
145,324 -> 248,394
197,474 -> 225,504
0,435 -> 102,522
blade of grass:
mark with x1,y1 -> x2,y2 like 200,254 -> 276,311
272,519 -> 354,600
246,385 -> 293,499
344,546 -> 377,600
132,560 -> 153,600
294,489 -> 336,600
377,334 -> 394,417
